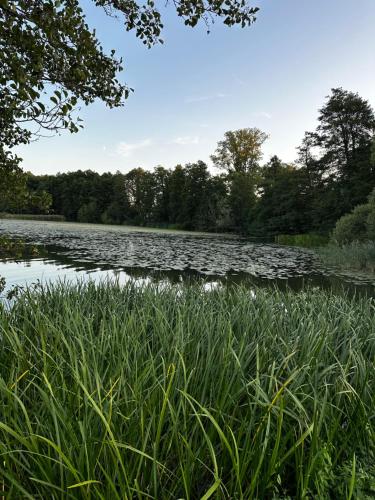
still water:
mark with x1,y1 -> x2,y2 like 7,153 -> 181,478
0,219 -> 374,297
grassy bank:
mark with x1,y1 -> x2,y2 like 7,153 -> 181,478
275,233 -> 329,248
1,282 -> 375,498
318,241 -> 375,274
0,213 -> 65,222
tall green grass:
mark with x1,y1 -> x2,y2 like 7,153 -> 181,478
0,281 -> 374,498
275,233 -> 329,248
318,241 -> 375,274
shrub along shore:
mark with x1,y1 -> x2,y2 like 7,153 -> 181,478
1,281 -> 374,498
318,242 -> 375,274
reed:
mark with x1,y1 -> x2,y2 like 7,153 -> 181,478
275,233 -> 328,248
318,241 -> 375,273
0,281 -> 374,498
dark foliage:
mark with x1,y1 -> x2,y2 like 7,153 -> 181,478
26,163 -> 229,232
3,89 -> 374,237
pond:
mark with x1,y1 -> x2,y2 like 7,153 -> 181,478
0,219 -> 374,297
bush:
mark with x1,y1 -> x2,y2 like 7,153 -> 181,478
331,204 -> 371,244
77,201 -> 99,223
101,201 -> 125,225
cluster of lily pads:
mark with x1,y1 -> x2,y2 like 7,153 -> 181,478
0,220 -> 317,279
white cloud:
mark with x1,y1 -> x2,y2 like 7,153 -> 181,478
185,93 -> 229,104
116,138 -> 152,157
172,136 -> 200,145
251,111 -> 272,120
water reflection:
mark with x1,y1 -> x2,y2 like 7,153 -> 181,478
0,247 -> 374,299
0,220 -> 374,298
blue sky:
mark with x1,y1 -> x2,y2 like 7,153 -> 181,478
17,0 -> 375,175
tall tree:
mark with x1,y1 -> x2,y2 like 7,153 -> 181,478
211,128 -> 268,232
252,156 -> 311,235
101,172 -> 129,224
179,161 -> 217,230
211,128 -> 268,174
297,88 -> 375,228
124,168 -> 155,224
168,165 -> 187,226
152,166 -> 171,224
311,88 -> 375,179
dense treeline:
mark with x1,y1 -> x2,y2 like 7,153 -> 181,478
26,163 -> 229,231
19,88 -> 375,235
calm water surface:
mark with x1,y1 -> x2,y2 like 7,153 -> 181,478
0,219 -> 374,297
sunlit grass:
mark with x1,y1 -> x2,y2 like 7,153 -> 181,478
0,281 -> 374,498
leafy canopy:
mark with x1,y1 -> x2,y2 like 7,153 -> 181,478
0,0 -> 259,208
0,0 -> 259,152
298,88 -> 375,178
211,128 -> 268,174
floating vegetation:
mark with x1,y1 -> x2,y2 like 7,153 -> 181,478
0,219 -> 319,279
